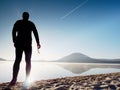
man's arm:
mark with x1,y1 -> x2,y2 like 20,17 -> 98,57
32,24 -> 41,49
12,23 -> 17,47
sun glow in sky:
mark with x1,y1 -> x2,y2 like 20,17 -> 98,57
0,0 -> 120,60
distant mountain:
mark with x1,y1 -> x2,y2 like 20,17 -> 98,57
58,53 -> 92,62
57,53 -> 120,63
0,58 -> 6,61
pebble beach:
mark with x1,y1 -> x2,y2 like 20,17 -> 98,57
1,72 -> 120,90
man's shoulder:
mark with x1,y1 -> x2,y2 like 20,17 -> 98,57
15,20 -> 22,24
28,20 -> 34,25
17,19 -> 23,22
15,20 -> 34,24
27,20 -> 36,27
14,20 -> 35,27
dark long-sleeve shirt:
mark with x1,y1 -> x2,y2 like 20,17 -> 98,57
12,19 -> 40,46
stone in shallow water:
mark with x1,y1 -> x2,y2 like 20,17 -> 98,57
2,87 -> 11,90
54,85 -> 68,90
109,85 -> 116,90
100,85 -> 109,89
117,83 -> 120,87
105,77 -> 111,84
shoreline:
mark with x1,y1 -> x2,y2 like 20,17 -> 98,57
1,72 -> 120,90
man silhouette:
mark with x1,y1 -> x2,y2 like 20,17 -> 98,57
9,12 -> 41,86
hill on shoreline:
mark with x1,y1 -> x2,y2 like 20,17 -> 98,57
57,53 -> 120,63
1,53 -> 120,63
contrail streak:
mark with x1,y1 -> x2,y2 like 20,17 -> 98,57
61,0 -> 88,20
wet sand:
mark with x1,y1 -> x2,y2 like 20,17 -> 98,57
1,72 -> 120,90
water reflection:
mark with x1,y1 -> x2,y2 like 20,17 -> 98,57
56,63 -> 120,74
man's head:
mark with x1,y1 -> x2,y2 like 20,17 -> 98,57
22,12 -> 29,20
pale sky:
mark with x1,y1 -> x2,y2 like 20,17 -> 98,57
0,0 -> 120,60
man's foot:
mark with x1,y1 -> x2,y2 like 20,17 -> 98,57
3,87 -> 11,90
22,81 -> 30,90
8,79 -> 16,87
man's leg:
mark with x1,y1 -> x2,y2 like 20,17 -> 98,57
25,46 -> 32,81
9,47 -> 23,86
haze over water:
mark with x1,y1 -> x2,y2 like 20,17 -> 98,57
0,61 -> 120,83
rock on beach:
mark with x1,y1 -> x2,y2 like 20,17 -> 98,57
0,72 -> 120,90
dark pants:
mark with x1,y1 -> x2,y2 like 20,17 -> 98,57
12,45 -> 32,81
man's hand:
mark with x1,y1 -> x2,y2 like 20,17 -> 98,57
37,43 -> 41,49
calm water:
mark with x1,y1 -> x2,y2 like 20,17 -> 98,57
0,61 -> 120,83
